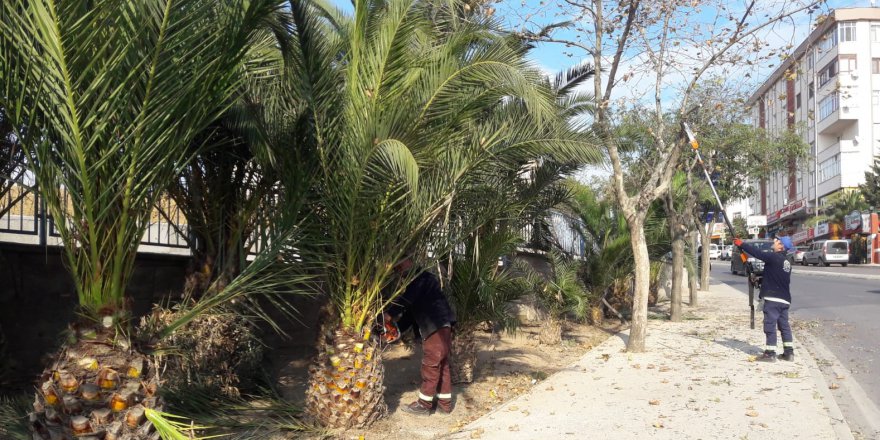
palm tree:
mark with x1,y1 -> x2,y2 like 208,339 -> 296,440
284,0 -> 597,428
823,189 -> 868,238
442,61 -> 600,381
567,180 -> 669,322
524,249 -> 592,345
444,230 -> 529,383
0,1 -> 284,437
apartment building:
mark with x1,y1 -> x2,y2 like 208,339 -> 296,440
747,8 -> 880,249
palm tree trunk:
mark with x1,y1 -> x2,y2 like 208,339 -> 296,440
538,317 -> 563,345
305,316 -> 387,428
451,330 -> 478,384
30,323 -> 163,439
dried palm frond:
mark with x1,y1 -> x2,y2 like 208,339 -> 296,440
0,395 -> 30,440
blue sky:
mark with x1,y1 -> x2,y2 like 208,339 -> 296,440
329,0 -> 873,108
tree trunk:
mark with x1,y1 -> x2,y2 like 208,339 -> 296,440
538,317 -> 563,346
451,330 -> 477,384
626,215 -> 650,352
30,323 -> 163,439
689,230 -> 699,306
305,319 -> 387,428
670,227 -> 685,322
700,219 -> 712,289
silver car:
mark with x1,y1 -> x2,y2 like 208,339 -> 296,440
803,240 -> 849,267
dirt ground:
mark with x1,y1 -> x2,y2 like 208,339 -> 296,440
272,319 -> 624,439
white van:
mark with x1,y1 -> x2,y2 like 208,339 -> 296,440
708,244 -> 721,260
803,240 -> 849,267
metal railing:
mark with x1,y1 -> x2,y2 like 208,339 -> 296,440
518,210 -> 586,258
1,179 -> 192,252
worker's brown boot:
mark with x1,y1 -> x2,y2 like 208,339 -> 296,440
401,400 -> 431,416
436,398 -> 454,415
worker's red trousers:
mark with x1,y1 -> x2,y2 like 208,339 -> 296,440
418,326 -> 452,409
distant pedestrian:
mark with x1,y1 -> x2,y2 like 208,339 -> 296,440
734,235 -> 795,362
385,256 -> 456,415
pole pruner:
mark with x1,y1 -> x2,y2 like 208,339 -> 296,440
682,122 -> 756,329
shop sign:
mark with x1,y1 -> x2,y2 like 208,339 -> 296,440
814,222 -> 829,237
747,215 -> 767,227
767,211 -> 781,223
781,199 -> 806,218
844,210 -> 862,234
792,230 -> 809,244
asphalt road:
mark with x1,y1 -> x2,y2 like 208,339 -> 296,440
709,262 -> 880,440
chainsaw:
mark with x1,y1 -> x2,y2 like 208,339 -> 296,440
375,313 -> 401,344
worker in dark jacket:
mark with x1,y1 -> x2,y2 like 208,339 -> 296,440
385,256 -> 456,415
734,235 -> 795,362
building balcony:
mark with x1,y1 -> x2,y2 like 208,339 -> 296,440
817,92 -> 858,135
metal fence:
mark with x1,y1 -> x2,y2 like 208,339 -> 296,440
3,174 -> 585,259
518,210 -> 587,258
1,179 -> 192,252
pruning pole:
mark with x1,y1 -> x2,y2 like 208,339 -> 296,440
682,122 -> 755,328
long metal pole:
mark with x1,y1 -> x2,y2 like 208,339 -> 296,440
683,121 -> 754,328
683,122 -> 735,237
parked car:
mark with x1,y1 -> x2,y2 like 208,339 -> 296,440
731,239 -> 774,276
793,245 -> 809,264
803,240 -> 849,267
708,244 -> 721,260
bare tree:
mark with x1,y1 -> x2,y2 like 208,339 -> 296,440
514,0 -> 824,351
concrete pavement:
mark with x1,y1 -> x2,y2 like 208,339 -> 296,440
446,281 -> 854,440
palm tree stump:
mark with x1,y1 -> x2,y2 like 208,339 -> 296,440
589,305 -> 604,326
538,318 -> 563,345
30,324 -> 163,440
451,331 -> 478,384
305,323 -> 387,429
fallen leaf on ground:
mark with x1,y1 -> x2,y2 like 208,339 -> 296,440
649,399 -> 660,405
508,425 -> 519,432
632,364 -> 641,369
829,383 -> 840,390
470,428 -> 485,439
653,421 -> 664,428
647,364 -> 656,369
659,366 -> 671,372
507,405 -> 518,411
835,374 -> 845,380
746,410 -> 759,417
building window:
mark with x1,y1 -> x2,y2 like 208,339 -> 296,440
819,92 -> 839,120
873,24 -> 880,42
796,93 -> 801,109
818,59 -> 838,86
873,90 -> 880,114
818,29 -> 838,53
818,154 -> 840,183
839,54 -> 857,72
839,21 -> 856,42
809,82 -> 814,98
874,58 -> 880,74
808,50 -> 815,69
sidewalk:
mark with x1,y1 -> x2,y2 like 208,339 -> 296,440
445,282 -> 853,440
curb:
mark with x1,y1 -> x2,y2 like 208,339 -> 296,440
795,331 -> 856,440
791,269 -> 880,281
799,330 -> 880,439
